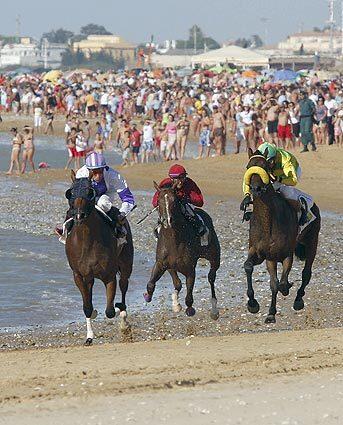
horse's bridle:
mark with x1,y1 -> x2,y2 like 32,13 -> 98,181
66,181 -> 97,224
158,191 -> 185,229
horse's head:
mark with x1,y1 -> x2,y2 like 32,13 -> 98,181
244,148 -> 272,198
66,170 -> 96,225
154,180 -> 182,229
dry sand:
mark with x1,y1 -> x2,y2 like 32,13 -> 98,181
1,145 -> 343,424
1,328 -> 343,423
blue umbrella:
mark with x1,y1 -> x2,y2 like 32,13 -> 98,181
273,69 -> 298,82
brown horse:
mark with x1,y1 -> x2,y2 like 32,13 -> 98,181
243,149 -> 321,323
65,171 -> 134,345
144,182 -> 221,319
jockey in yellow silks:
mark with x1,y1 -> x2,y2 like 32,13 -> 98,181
241,142 -> 314,225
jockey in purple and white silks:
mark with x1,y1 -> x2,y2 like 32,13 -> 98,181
76,151 -> 135,219
55,152 -> 135,239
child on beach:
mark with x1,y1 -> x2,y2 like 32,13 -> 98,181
34,105 -> 43,133
75,129 -> 87,168
197,124 -> 211,159
93,133 -> 105,154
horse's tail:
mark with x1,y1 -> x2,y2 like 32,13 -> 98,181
295,242 -> 306,261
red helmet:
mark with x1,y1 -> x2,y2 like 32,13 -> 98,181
169,164 -> 187,178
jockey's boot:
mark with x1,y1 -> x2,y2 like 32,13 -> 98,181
190,215 -> 207,237
54,209 -> 74,236
300,145 -> 309,153
107,207 -> 126,238
311,142 -> 317,152
299,197 -> 309,226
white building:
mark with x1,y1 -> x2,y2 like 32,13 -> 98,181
0,37 -> 67,69
278,31 -> 342,54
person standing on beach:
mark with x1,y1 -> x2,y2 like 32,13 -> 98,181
65,128 -> 77,170
21,126 -> 35,174
299,91 -> 316,152
6,128 -> 23,175
212,105 -> 226,156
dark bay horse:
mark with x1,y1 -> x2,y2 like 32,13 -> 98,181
144,182 -> 221,319
65,171 -> 134,345
243,149 -> 321,323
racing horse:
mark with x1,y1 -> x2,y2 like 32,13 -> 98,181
65,171 -> 134,345
243,148 -> 321,323
144,181 -> 221,319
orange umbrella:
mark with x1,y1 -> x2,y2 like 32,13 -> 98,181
242,70 -> 258,78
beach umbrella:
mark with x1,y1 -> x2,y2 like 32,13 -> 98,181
43,70 -> 63,84
273,69 -> 298,82
242,70 -> 258,78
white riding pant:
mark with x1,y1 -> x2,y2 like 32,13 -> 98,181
97,194 -> 133,215
272,182 -> 313,209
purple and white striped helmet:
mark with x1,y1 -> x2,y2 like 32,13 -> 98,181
85,152 -> 107,169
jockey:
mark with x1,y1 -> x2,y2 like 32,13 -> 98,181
56,152 -> 135,237
152,164 -> 206,236
241,142 -> 313,225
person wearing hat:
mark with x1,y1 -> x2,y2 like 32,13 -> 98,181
152,164 -> 206,236
240,142 -> 313,226
55,151 -> 135,239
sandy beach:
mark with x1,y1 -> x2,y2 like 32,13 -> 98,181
1,144 -> 342,423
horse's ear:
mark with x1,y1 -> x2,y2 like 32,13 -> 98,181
263,148 -> 269,159
88,170 -> 94,181
71,169 -> 76,182
153,181 -> 160,192
248,148 -> 254,158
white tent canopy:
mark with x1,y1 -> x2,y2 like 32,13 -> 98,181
192,46 -> 270,68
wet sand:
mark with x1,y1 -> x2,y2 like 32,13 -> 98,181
0,146 -> 342,422
5,144 -> 343,212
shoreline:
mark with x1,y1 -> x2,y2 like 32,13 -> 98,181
2,144 -> 342,213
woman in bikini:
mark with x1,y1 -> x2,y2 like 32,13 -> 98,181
176,114 -> 190,159
21,126 -> 36,174
6,127 -> 23,175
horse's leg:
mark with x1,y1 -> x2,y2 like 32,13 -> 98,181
118,270 -> 131,331
169,269 -> 182,312
74,273 -> 96,346
144,261 -> 166,302
265,260 -> 278,324
208,258 -> 220,320
278,256 -> 293,296
185,270 -> 196,317
104,277 -> 118,319
244,249 -> 260,314
294,239 -> 318,311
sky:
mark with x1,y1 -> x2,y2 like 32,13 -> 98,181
1,0 -> 341,45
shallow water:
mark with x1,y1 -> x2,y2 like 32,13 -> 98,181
0,132 -> 233,172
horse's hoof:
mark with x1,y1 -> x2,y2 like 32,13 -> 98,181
293,298 -> 305,311
210,310 -> 220,321
91,309 -> 98,320
143,293 -> 152,303
172,304 -> 182,313
105,307 -> 116,319
265,315 -> 276,324
84,338 -> 93,346
247,300 -> 260,314
186,307 -> 196,317
279,286 -> 290,296
115,302 -> 127,312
